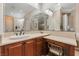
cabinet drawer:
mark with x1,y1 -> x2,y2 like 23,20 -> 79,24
46,39 -> 68,48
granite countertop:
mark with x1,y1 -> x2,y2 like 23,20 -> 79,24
0,32 -> 77,46
0,33 -> 50,46
44,35 -> 77,46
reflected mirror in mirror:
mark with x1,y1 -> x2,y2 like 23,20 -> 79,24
3,3 -> 75,32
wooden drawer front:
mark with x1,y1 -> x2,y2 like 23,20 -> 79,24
46,39 -> 68,48
47,40 -> 75,56
48,42 -> 63,49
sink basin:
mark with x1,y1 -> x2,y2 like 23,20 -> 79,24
9,35 -> 29,39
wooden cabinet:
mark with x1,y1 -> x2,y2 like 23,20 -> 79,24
0,38 -> 44,56
0,37 -> 76,56
36,38 -> 43,56
42,39 -> 49,55
24,38 -> 43,56
4,42 -> 23,56
36,38 -> 49,56
24,37 -> 44,56
0,46 -> 5,56
0,37 -> 46,56
46,39 -> 75,56
24,39 -> 36,56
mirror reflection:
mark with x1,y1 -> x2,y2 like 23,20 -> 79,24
3,3 -> 75,32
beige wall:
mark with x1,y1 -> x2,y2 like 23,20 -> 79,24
53,9 -> 61,31
0,3 -> 3,34
68,8 -> 75,31
24,11 -> 33,31
47,8 -> 61,31
75,4 -> 79,32
75,4 -> 79,42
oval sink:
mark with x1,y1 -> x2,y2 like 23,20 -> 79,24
9,35 -> 29,39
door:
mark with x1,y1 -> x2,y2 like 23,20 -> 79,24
24,39 -> 36,56
5,42 -> 23,56
4,16 -> 14,32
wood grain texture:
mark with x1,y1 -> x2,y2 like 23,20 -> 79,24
4,42 -> 23,56
46,39 -> 75,56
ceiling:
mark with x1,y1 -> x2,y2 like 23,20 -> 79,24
4,3 -> 36,18
4,3 -> 75,18
61,3 -> 75,13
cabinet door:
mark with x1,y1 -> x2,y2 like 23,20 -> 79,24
42,39 -> 49,55
24,39 -> 36,56
0,46 -> 5,56
36,40 -> 43,56
4,16 -> 14,32
5,42 -> 23,56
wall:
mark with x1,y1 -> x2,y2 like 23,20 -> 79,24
24,11 -> 33,31
47,8 -> 61,31
68,8 -> 75,31
0,3 -> 3,34
75,4 -> 79,32
47,15 -> 54,30
75,4 -> 79,41
24,10 -> 42,31
53,9 -> 61,31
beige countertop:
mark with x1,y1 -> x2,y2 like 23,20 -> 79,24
0,31 -> 77,46
0,33 -> 49,46
44,35 -> 77,46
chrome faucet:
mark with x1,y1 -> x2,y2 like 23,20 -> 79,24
19,28 -> 24,35
15,26 -> 24,36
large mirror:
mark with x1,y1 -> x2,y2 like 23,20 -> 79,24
3,3 -> 76,32
31,13 -> 48,30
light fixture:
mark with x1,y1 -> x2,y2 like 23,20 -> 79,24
44,9 -> 53,16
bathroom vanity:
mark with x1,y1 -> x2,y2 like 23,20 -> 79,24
1,3 -> 79,56
0,37 -> 43,56
0,33 -> 49,56
0,33 -> 77,56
